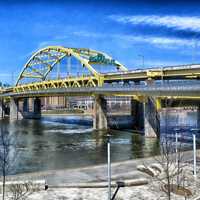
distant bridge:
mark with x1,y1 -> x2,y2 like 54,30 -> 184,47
1,46 -> 200,137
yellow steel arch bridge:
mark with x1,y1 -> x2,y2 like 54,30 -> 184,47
1,45 -> 200,97
1,46 -> 200,136
14,46 -> 127,92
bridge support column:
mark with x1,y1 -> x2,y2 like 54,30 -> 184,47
0,99 -> 5,119
144,98 -> 161,138
21,98 -> 30,118
33,97 -> 41,119
23,98 -> 29,113
93,95 -> 108,130
131,99 -> 144,130
17,98 -> 41,119
10,98 -> 23,121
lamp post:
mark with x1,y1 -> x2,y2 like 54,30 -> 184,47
193,133 -> 197,178
174,128 -> 180,185
192,33 -> 200,64
138,54 -> 144,68
191,128 -> 198,178
106,135 -> 125,200
174,128 -> 180,164
107,134 -> 111,200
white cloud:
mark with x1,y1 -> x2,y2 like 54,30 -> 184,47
70,30 -> 196,48
30,29 -> 197,59
117,34 -> 196,48
109,15 -> 200,32
68,30 -> 197,48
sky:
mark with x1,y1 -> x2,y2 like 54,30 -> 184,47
1,0 -> 200,83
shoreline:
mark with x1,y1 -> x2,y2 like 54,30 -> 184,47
6,149 -> 200,186
1,150 -> 200,200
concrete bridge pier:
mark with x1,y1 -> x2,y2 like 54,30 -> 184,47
0,99 -> 5,119
93,95 -> 108,130
10,97 -> 41,120
131,99 -> 144,130
10,98 -> 23,121
22,97 -> 41,119
33,97 -> 41,119
23,98 -> 29,113
144,98 -> 160,138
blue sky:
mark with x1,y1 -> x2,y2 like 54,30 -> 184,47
1,0 -> 200,83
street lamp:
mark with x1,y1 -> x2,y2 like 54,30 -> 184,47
138,54 -> 144,68
107,134 -> 111,200
174,128 -> 180,185
106,134 -> 125,200
190,128 -> 198,178
174,128 -> 180,164
192,33 -> 200,64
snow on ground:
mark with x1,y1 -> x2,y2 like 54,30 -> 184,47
27,186 -> 167,200
26,185 -> 199,200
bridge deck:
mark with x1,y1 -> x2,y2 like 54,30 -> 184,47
1,64 -> 200,98
104,64 -> 200,81
1,83 -> 200,98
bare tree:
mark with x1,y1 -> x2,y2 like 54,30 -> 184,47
0,126 -> 17,200
8,181 -> 39,200
145,135 -> 193,200
155,138 -> 180,200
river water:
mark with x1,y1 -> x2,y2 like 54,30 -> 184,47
0,109 -> 199,175
0,115 -> 160,175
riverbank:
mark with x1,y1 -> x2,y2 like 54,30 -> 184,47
6,149 -> 200,185
3,150 -> 200,199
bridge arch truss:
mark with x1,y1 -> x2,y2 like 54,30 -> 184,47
16,46 -> 127,91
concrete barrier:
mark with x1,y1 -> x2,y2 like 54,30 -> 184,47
49,178 -> 148,189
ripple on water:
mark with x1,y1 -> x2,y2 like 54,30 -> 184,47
43,128 -> 94,135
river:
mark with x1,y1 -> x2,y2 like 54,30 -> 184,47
0,109 -> 199,175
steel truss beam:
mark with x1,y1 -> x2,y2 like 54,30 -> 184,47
16,46 -> 127,86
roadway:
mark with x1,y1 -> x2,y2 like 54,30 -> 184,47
1,82 -> 200,98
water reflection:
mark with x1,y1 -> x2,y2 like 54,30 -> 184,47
0,116 -> 160,175
1,110 -> 199,175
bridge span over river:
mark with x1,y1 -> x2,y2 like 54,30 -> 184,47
1,46 -> 200,137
